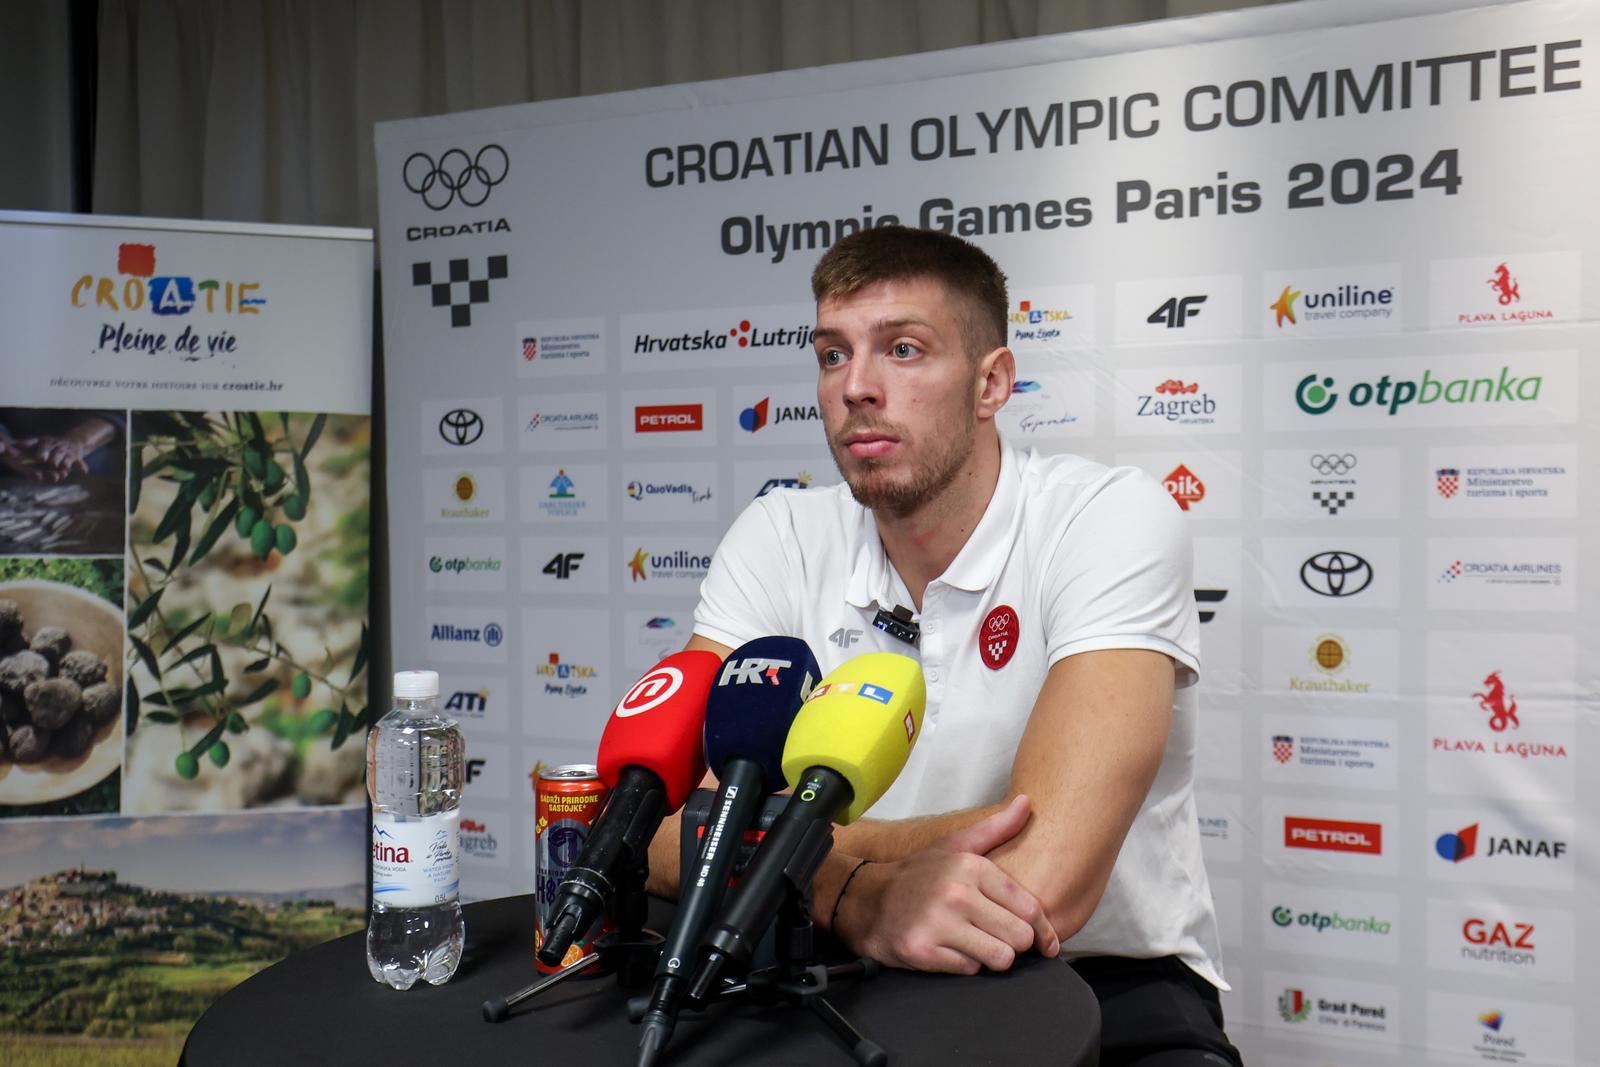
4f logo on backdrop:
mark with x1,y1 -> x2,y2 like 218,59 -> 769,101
542,553 -> 583,580
719,657 -> 792,686
1148,295 -> 1207,328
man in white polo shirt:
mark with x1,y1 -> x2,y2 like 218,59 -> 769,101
655,227 -> 1239,1066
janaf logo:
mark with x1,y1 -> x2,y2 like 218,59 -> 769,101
1295,366 -> 1543,417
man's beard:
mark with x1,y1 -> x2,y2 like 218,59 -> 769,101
827,411 -> 975,518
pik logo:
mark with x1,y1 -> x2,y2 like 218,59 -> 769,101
402,145 -> 509,211
1294,366 -> 1544,417
1278,988 -> 1312,1023
1290,632 -> 1369,694
438,408 -> 484,446
1488,262 -> 1520,306
542,552 -> 583,580
1270,285 -> 1301,327
1473,671 -> 1518,731
548,469 -> 575,499
634,403 -> 704,433
756,473 -> 812,497
1163,464 -> 1205,511
412,255 -> 508,328
1300,551 -> 1373,598
1436,467 -> 1460,499
1147,295 -> 1207,328
1194,588 -> 1227,623
1272,735 -> 1294,764
70,243 -> 267,329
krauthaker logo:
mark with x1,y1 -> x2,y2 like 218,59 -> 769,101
633,317 -> 814,355
1289,633 -> 1370,693
1295,365 -> 1543,416
412,255 -> 508,328
441,472 -> 489,519
1136,379 -> 1217,426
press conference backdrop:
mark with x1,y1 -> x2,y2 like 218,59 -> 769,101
375,1 -> 1600,1062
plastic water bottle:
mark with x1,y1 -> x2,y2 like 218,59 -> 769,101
366,670 -> 466,989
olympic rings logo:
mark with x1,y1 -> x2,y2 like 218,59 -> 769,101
1308,452 -> 1357,476
403,145 -> 510,211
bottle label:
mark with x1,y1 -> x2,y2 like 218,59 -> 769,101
372,810 -> 460,907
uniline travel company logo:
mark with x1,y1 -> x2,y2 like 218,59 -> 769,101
1269,279 -> 1396,328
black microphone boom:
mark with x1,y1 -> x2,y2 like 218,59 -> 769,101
538,765 -> 667,968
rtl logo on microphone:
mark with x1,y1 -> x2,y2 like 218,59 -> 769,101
1285,816 -> 1383,855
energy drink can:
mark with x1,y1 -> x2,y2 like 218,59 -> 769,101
533,764 -> 611,974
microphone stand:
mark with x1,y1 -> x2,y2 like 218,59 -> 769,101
709,882 -> 888,1066
481,860 -> 664,1023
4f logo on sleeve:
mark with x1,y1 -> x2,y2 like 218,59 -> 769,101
978,605 -> 1019,670
1148,295 -> 1207,328
718,657 -> 792,686
829,628 -> 863,648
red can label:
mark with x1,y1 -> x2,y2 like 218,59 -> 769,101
534,765 -> 611,974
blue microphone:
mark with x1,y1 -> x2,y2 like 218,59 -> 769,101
636,636 -> 819,1067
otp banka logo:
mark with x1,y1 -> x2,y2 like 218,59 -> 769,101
72,243 -> 266,357
1295,366 -> 1544,417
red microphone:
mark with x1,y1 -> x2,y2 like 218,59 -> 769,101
537,651 -> 720,967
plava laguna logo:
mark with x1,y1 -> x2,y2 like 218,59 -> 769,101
1295,365 -> 1543,416
1431,670 -> 1567,763
1458,261 -> 1556,324
72,243 -> 265,359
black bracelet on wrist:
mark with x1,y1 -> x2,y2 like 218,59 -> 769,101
829,858 -> 873,930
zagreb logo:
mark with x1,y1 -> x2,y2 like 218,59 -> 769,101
978,605 -> 1019,670
1299,551 -> 1373,598
1136,379 -> 1215,424
1278,989 -> 1312,1023
1163,464 -> 1205,511
412,255 -> 508,328
1270,285 -> 1301,327
1436,823 -> 1478,863
1473,671 -> 1519,731
438,408 -> 484,446
616,665 -> 684,717
1436,468 -> 1461,499
402,145 -> 509,210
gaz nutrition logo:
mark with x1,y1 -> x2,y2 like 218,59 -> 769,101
1295,365 -> 1544,417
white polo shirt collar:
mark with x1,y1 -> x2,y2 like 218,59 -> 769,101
843,436 -> 1021,610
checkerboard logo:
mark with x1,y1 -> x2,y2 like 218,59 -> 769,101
1436,467 -> 1460,498
1273,735 -> 1295,764
412,255 -> 509,327
1312,489 -> 1355,515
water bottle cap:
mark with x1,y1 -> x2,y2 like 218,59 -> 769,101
393,670 -> 439,699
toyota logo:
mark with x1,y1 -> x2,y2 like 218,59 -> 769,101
1309,453 -> 1357,476
439,409 -> 484,446
1300,551 -> 1373,598
402,145 -> 509,210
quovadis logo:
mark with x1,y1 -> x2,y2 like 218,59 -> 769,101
72,243 -> 266,358
626,478 -> 711,505
1295,365 -> 1544,417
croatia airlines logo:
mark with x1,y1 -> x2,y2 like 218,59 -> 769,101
1284,816 -> 1383,855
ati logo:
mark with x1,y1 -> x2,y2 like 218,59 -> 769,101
542,552 -> 583,580
979,605 -> 1019,670
444,689 -> 488,713
740,397 -> 821,433
1194,588 -> 1226,623
757,473 -> 813,497
439,408 -> 484,446
1284,816 -> 1383,854
1272,735 -> 1294,764
634,404 -> 704,433
1300,551 -> 1373,597
1436,468 -> 1460,498
412,255 -> 508,328
548,470 -> 575,498
719,657 -> 792,686
830,628 -> 863,648
1270,285 -> 1301,327
1488,262 -> 1519,306
1278,989 -> 1311,1023
1163,464 -> 1205,510
71,243 -> 266,321
1473,671 -> 1519,731
466,758 -> 486,783
1148,295 -> 1207,328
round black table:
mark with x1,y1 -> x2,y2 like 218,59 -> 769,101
183,894 -> 1100,1066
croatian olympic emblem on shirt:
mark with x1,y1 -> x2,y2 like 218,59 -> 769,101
979,605 -> 1019,670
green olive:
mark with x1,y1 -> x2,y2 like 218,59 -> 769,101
292,672 -> 311,700
274,524 -> 297,555
243,447 -> 266,480
250,519 -> 273,558
175,751 -> 200,779
263,460 -> 285,492
282,494 -> 307,521
308,708 -> 337,735
208,741 -> 231,768
236,506 -> 260,537
198,484 -> 218,509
